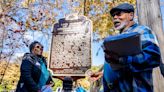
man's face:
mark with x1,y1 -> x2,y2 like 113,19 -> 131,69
32,43 -> 43,56
112,11 -> 133,31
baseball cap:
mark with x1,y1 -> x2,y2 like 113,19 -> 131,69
110,3 -> 134,16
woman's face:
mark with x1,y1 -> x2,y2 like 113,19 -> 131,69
32,43 -> 43,56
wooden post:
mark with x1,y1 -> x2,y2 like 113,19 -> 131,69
136,0 -> 164,92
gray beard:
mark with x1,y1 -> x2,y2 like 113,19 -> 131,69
115,21 -> 128,32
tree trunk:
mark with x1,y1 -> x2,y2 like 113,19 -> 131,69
83,0 -> 87,15
136,0 -> 164,92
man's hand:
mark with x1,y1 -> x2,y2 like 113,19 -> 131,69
89,72 -> 103,82
104,50 -> 120,63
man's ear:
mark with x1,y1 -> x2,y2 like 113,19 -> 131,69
129,12 -> 134,21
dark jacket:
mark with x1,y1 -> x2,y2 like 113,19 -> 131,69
16,53 -> 52,92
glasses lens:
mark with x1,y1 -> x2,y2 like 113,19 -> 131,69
36,46 -> 40,48
36,45 -> 43,49
112,11 -> 121,17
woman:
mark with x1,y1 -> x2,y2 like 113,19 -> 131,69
16,41 -> 53,92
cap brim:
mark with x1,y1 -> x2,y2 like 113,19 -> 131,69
110,8 -> 134,16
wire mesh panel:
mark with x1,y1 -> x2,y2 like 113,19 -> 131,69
49,14 -> 92,76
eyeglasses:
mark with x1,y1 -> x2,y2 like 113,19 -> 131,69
111,11 -> 128,17
35,45 -> 43,49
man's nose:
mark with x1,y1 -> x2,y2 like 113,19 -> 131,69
113,15 -> 119,19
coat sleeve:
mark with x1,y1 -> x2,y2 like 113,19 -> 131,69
119,27 -> 161,72
21,59 -> 40,91
120,41 -> 160,72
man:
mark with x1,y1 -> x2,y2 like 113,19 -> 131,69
16,41 -> 53,92
102,3 -> 161,92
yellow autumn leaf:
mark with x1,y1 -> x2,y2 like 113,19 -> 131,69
21,0 -> 36,8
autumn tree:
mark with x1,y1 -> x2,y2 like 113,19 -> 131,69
0,0 -> 59,90
0,0 -> 136,91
